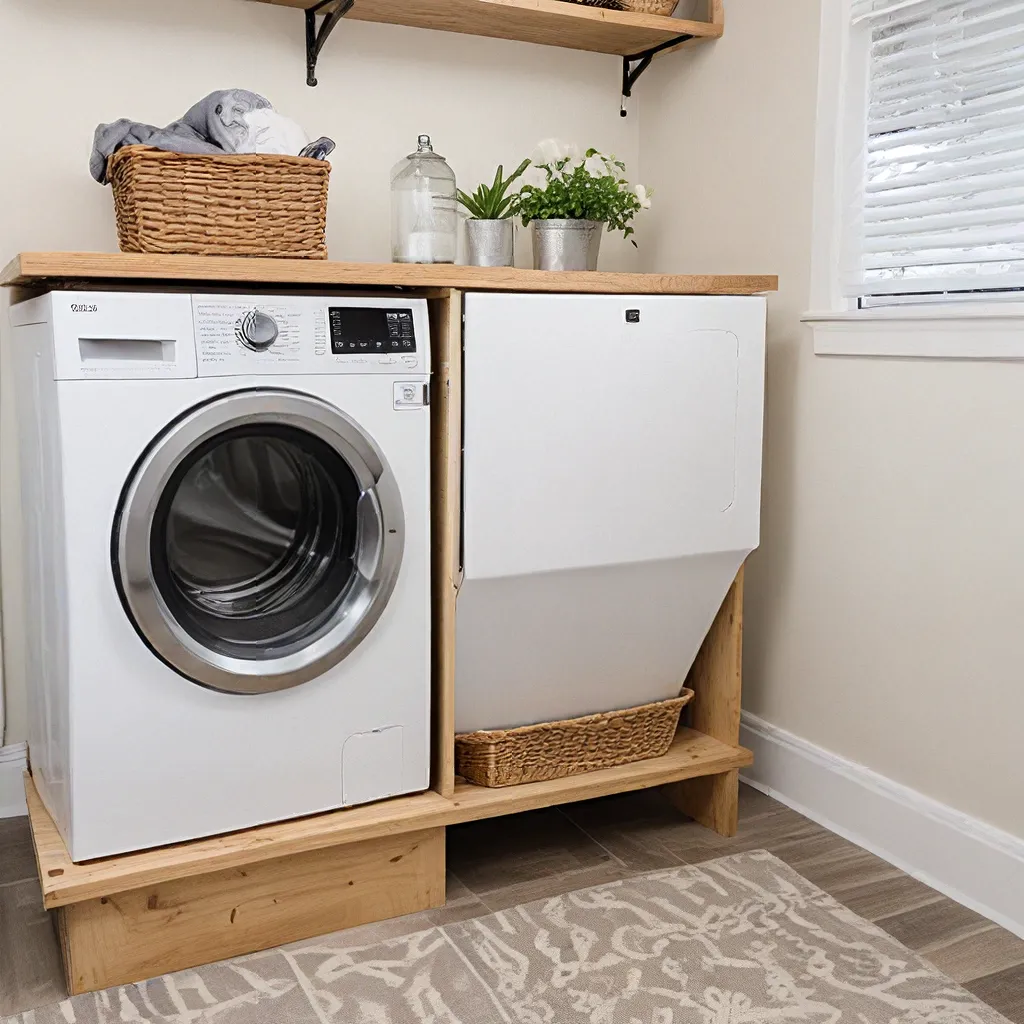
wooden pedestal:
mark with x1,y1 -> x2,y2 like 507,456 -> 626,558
18,277 -> 758,996
48,819 -> 445,995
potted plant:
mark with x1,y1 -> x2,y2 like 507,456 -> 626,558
457,160 -> 531,267
512,140 -> 652,271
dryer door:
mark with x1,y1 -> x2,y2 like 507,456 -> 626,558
114,389 -> 404,693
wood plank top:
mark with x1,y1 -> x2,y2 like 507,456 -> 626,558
249,0 -> 722,56
27,729 -> 752,907
1,253 -> 777,296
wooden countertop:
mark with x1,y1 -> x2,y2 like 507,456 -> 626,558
1,253 -> 777,295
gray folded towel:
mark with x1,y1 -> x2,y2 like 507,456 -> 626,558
90,89 -> 334,183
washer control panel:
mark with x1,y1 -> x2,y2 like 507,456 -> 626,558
329,307 -> 416,354
191,296 -> 429,377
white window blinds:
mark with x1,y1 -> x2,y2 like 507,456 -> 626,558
846,0 -> 1024,299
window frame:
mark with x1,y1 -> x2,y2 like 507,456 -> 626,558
805,0 -> 1024,359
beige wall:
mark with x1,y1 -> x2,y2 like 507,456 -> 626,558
642,0 -> 1024,838
0,0 -> 642,743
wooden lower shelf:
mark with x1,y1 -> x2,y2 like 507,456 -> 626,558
449,727 -> 751,816
27,728 -> 751,910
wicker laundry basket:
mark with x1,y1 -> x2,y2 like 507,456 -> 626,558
623,0 -> 679,14
622,0 -> 679,13
107,145 -> 330,258
455,689 -> 694,788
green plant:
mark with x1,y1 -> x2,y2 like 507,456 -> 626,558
457,159 -> 531,220
513,145 -> 651,244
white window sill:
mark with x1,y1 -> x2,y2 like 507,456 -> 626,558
803,308 -> 1024,360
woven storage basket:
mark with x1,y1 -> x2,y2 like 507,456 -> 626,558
622,0 -> 679,14
107,145 -> 329,258
455,689 -> 694,788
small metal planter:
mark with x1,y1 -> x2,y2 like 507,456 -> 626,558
466,219 -> 514,267
531,219 -> 604,272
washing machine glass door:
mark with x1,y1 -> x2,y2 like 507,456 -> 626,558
114,390 -> 404,693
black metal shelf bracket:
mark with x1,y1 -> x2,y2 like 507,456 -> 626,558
620,33 -> 693,116
306,0 -> 355,87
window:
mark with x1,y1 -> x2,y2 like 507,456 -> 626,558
847,0 -> 1024,305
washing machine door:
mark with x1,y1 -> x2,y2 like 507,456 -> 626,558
114,389 -> 404,694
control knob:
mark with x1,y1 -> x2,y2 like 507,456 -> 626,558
236,310 -> 279,351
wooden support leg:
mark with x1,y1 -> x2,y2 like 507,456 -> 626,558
663,567 -> 745,837
57,827 -> 446,995
429,290 -> 462,799
668,768 -> 740,836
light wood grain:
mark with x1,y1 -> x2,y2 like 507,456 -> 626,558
664,568 -> 745,836
684,566 -> 745,746
251,0 -> 722,55
25,772 -> 453,910
0,253 -> 777,296
450,729 -> 752,819
58,828 -> 444,995
429,292 -> 462,799
669,769 -> 741,836
26,729 -> 751,909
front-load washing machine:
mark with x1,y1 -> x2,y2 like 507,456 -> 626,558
10,290 -> 431,861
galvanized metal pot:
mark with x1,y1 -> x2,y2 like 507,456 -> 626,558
531,219 -> 604,272
466,219 -> 514,267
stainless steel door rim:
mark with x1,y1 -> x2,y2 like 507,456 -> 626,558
115,389 -> 405,694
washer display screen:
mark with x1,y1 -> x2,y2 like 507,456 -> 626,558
329,307 -> 417,354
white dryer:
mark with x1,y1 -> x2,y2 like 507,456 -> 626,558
10,290 -> 431,861
456,292 -> 766,733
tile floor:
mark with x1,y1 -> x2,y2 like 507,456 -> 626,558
2,784 -> 1022,1021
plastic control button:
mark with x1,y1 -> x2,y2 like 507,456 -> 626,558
236,310 -> 279,351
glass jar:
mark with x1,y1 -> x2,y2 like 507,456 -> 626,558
390,135 -> 457,264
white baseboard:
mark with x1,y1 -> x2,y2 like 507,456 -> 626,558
740,712 -> 1024,940
0,743 -> 27,818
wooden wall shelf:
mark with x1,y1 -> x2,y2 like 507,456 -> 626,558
254,0 -> 722,57
245,0 -> 724,96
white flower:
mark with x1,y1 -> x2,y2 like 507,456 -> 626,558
523,162 -> 549,188
584,154 -> 609,177
636,183 -> 652,210
532,138 -> 579,166
562,157 -> 584,177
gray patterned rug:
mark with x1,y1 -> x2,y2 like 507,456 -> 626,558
4,850 -> 1009,1023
